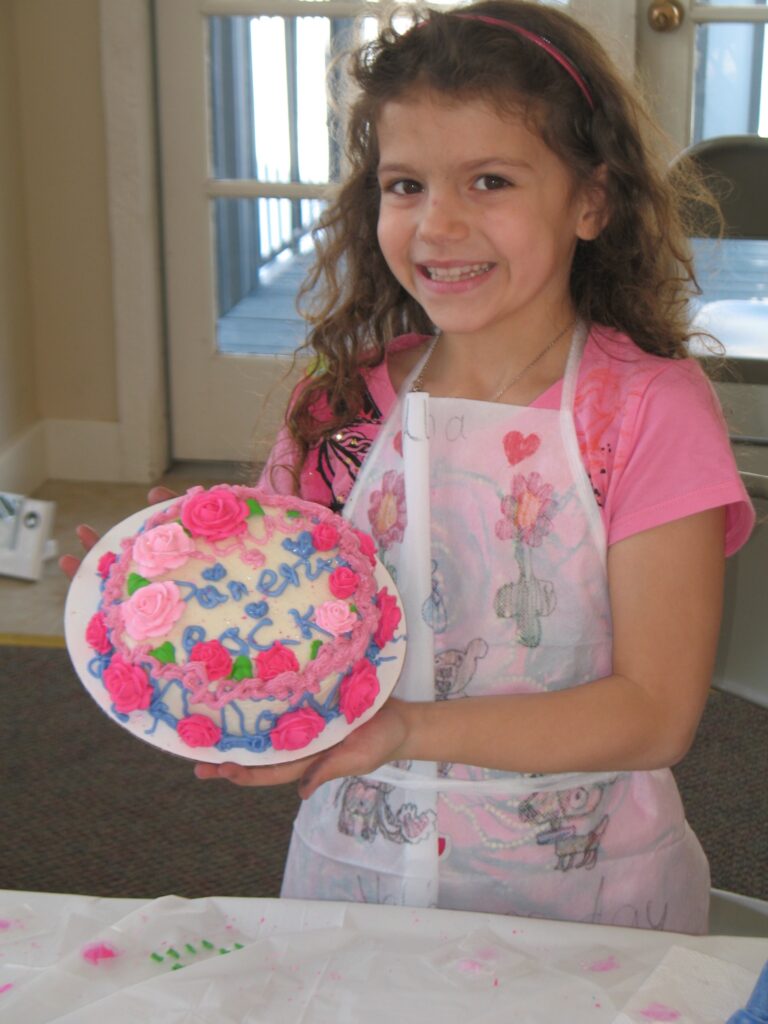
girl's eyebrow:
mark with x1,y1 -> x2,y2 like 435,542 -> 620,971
377,157 -> 533,175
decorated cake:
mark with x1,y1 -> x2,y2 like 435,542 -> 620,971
69,485 -> 405,763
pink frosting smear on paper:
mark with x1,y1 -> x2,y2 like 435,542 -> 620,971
587,955 -> 620,972
82,943 -> 119,965
0,984 -> 14,996
639,1003 -> 681,1022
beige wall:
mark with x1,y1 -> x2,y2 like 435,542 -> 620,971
14,0 -> 117,423
0,0 -> 36,446
0,0 -> 119,489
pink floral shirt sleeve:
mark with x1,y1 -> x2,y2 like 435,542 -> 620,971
259,328 -> 754,556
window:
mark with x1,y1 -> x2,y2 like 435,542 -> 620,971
207,2 -> 574,357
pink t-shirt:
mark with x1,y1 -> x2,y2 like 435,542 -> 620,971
261,326 -> 754,555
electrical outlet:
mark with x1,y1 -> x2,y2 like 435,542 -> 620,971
0,493 -> 57,581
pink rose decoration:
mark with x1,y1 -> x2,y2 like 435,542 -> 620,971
270,707 -> 325,751
373,587 -> 402,649
121,581 -> 186,641
311,522 -> 340,551
328,566 -> 360,599
177,714 -> 222,748
132,522 -> 194,578
189,640 -> 233,682
97,551 -> 117,579
353,529 -> 378,566
314,600 -> 357,637
339,659 -> 380,723
180,486 -> 250,542
86,612 -> 111,654
256,641 -> 300,682
103,656 -> 153,713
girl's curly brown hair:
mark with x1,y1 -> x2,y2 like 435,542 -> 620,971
278,0 -> 714,490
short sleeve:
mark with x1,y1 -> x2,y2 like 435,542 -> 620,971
605,358 -> 754,555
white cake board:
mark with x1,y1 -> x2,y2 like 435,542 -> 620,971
64,499 -> 406,766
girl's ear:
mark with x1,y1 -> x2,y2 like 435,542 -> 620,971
576,164 -> 610,241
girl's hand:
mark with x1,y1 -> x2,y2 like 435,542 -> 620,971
58,486 -> 179,579
194,698 -> 411,799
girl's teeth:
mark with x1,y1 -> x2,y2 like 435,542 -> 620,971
425,263 -> 491,282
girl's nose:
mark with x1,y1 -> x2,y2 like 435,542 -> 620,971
416,192 -> 468,243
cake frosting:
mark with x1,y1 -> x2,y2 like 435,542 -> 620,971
82,485 -> 403,758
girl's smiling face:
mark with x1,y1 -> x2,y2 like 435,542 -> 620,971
376,90 -> 605,350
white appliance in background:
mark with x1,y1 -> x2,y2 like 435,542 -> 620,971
0,492 -> 57,581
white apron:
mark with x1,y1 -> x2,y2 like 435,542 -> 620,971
282,325 -> 710,933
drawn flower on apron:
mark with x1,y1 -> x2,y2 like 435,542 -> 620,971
367,470 -> 407,550
494,473 -> 558,647
495,472 -> 556,548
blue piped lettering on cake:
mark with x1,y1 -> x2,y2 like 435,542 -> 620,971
182,626 -> 207,652
196,585 -> 229,609
202,563 -> 227,581
281,531 -> 314,559
244,600 -> 269,619
257,563 -> 300,598
227,581 -> 249,601
288,606 -> 324,640
217,627 -> 251,657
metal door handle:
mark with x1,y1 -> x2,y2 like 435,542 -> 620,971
648,1 -> 684,32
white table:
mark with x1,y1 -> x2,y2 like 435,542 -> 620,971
0,890 -> 765,1023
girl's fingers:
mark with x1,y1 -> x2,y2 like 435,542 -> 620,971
59,554 -> 81,580
194,755 -> 320,788
148,486 -> 178,505
76,524 -> 101,551
60,524 -> 102,579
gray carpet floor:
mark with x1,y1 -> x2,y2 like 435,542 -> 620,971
2,646 -> 766,902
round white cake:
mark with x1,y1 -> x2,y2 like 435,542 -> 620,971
65,486 -> 406,763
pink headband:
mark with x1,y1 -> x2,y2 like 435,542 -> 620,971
454,13 -> 596,111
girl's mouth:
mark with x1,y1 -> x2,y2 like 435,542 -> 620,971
420,262 -> 494,282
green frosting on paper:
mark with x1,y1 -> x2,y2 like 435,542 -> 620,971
126,572 -> 150,596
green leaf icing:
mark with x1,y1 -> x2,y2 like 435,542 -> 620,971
231,655 -> 253,681
246,499 -> 264,517
149,641 -> 176,664
127,572 -> 151,596
309,639 -> 323,660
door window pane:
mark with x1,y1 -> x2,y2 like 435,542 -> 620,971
693,21 -> 768,142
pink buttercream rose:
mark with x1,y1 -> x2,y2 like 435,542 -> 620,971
177,714 -> 222,748
353,529 -> 378,566
270,707 -> 325,751
256,641 -> 300,682
189,640 -> 233,682
311,522 -> 340,551
180,486 -> 250,542
132,522 -> 194,578
97,551 -> 117,579
86,611 -> 111,654
314,600 -> 357,637
339,659 -> 380,723
121,581 -> 186,641
328,566 -> 360,599
373,587 -> 402,649
103,656 -> 153,713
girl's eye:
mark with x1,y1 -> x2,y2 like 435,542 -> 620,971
474,174 -> 511,191
387,179 -> 423,196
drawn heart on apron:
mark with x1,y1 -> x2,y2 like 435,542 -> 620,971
503,430 -> 541,465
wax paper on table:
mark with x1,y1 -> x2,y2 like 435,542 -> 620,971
0,893 -> 764,1024
611,945 -> 758,1024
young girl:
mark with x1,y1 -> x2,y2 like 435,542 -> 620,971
116,0 -> 757,932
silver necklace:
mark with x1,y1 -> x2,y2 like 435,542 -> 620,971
411,320 -> 575,402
